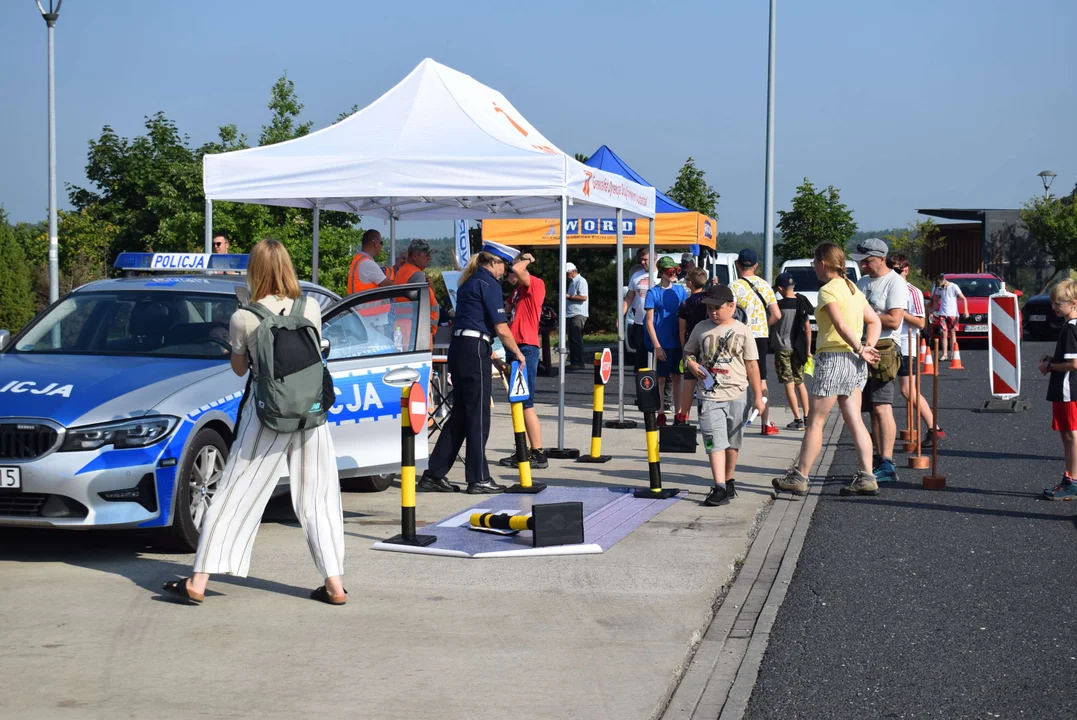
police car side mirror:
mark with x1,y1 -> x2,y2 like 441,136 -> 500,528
320,337 -> 331,360
0,330 -> 9,352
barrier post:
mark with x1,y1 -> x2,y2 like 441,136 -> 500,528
506,360 -> 546,494
979,289 -> 1031,413
907,338 -> 930,469
633,369 -> 679,499
900,329 -> 913,443
923,337 -> 946,489
578,348 -> 613,463
385,383 -> 437,547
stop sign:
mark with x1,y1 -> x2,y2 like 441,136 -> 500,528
599,348 -> 613,385
407,382 -> 427,436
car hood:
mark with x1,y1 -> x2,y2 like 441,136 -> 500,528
1026,294 -> 1051,305
0,353 -> 231,427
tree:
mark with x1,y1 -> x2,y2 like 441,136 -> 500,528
1021,184 -> 1077,273
260,72 -> 313,146
573,152 -> 590,164
776,178 -> 857,260
666,157 -> 720,219
0,208 -> 35,332
883,219 -> 946,289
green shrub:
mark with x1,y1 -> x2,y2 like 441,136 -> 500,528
0,214 -> 35,333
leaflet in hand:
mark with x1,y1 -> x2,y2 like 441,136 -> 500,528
700,371 -> 716,391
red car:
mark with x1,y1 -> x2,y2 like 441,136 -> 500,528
925,274 -> 1022,339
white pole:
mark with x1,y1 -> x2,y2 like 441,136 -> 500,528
312,206 -> 321,284
46,16 -> 58,303
204,199 -> 212,253
616,208 -> 625,424
648,214 -> 656,369
763,0 -> 777,283
389,198 -> 397,263
557,195 -> 568,451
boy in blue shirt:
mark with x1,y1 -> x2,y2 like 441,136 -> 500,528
645,256 -> 689,427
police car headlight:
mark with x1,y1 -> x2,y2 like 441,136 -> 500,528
61,416 -> 178,452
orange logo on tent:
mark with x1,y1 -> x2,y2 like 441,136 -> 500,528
583,171 -> 593,196
493,102 -> 528,137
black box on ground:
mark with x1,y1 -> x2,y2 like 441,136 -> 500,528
532,502 -> 585,548
659,425 -> 697,453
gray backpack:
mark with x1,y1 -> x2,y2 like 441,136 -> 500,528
241,296 -> 332,433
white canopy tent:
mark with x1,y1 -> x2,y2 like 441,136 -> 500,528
202,58 -> 655,456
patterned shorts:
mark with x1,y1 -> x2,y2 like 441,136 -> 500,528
774,349 -> 804,386
810,352 -> 868,398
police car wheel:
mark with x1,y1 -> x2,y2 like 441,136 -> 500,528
158,428 -> 228,552
341,473 -> 394,492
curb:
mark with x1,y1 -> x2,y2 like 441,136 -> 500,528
660,410 -> 844,719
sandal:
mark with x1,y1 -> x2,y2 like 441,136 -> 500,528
310,585 -> 347,606
161,578 -> 204,605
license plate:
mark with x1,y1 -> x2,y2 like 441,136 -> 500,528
0,467 -> 20,490
1030,315 -> 1047,323
964,324 -> 987,333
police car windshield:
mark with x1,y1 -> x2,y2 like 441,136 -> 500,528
13,291 -> 238,359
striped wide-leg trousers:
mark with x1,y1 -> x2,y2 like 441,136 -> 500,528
193,407 -> 344,580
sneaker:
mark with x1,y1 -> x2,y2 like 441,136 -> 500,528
704,484 -> 731,506
727,478 -> 737,497
840,470 -> 880,496
786,418 -> 805,431
529,449 -> 549,470
874,459 -> 899,483
656,413 -> 668,428
762,422 -> 780,436
1044,475 -> 1077,501
925,428 -> 946,446
772,468 -> 809,496
498,452 -> 528,467
673,414 -> 688,426
872,454 -> 881,472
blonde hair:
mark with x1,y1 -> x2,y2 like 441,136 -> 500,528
1051,278 -> 1077,304
248,238 -> 301,301
459,251 -> 504,286
813,242 -> 856,295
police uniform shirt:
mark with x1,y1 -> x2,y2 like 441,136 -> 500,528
454,266 -> 507,336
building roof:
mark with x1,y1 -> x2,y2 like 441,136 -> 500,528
918,208 -> 1018,222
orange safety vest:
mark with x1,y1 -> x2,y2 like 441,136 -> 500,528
394,261 -> 439,347
346,251 -> 391,318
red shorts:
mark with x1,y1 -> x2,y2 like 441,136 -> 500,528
933,315 -> 957,333
1052,402 -> 1077,431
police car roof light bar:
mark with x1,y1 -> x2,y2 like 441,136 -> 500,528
113,252 -> 249,273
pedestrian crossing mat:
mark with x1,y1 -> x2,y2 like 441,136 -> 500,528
371,486 -> 682,558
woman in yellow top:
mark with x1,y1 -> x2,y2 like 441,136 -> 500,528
773,243 -> 883,497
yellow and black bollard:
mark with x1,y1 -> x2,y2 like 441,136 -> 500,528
506,360 -> 546,494
385,382 -> 437,547
469,502 -> 585,548
577,349 -> 613,463
471,511 -> 534,532
633,369 -> 680,499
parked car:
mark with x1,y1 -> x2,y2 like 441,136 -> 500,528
928,274 -> 1022,339
0,253 -> 432,551
1021,291 -> 1062,340
778,258 -> 864,335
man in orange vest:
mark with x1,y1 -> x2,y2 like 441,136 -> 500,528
394,239 -> 440,347
347,229 -> 395,295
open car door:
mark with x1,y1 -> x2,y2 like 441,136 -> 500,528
320,283 -> 432,485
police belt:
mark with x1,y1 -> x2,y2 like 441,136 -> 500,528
453,329 -> 493,344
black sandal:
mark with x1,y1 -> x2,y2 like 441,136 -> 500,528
310,585 -> 347,606
161,578 -> 204,605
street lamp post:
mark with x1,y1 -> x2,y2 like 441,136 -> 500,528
1038,170 -> 1057,199
762,0 -> 776,283
36,0 -> 62,304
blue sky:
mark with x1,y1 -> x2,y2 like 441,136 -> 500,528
1,0 -> 1074,239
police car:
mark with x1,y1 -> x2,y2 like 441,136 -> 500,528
0,253 -> 431,551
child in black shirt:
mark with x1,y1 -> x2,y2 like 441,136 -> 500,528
1040,278 -> 1077,500
676,268 -> 711,424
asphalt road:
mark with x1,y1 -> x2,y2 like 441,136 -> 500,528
744,340 -> 1077,719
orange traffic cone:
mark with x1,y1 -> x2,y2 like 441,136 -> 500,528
921,343 -> 935,376
949,341 -> 965,370
919,337 -> 927,366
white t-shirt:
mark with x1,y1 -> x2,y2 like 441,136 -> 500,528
933,282 -> 961,317
856,269 -> 908,345
357,256 -> 387,285
230,295 -> 323,373
628,269 -> 651,326
897,281 -> 925,356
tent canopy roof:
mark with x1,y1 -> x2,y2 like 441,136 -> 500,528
584,145 -> 690,215
203,59 -> 654,220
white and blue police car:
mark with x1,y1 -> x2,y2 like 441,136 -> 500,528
0,253 -> 431,550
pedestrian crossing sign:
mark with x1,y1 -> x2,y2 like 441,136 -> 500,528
508,361 -> 531,403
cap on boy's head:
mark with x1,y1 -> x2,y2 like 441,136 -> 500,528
936,273 -> 947,282
702,284 -> 735,306
564,262 -> 577,273
856,237 -> 888,258
657,256 -> 678,271
407,239 -> 431,253
737,248 -> 758,267
681,252 -> 696,264
481,240 -> 519,263
775,272 -> 796,289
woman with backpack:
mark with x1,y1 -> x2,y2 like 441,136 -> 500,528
162,238 -> 347,606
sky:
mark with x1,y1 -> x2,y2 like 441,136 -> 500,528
1,0 -> 1075,240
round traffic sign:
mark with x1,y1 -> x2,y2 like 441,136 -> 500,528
640,375 -> 654,392
407,382 -> 427,435
599,348 -> 613,385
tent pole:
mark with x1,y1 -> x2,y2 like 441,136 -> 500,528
204,199 -> 212,253
648,213 -> 656,370
616,208 -> 625,423
312,205 -> 321,284
546,194 -> 578,459
389,198 -> 397,264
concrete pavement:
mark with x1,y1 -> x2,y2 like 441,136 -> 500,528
0,360 -> 807,719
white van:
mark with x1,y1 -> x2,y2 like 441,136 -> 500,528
778,257 -> 863,333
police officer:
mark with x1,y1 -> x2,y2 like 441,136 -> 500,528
418,241 -> 527,494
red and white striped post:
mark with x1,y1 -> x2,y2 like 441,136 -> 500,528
982,289 -> 1031,413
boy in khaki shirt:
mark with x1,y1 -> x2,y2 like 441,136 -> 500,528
684,285 -> 766,506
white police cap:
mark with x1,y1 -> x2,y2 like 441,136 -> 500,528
480,240 -> 519,263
